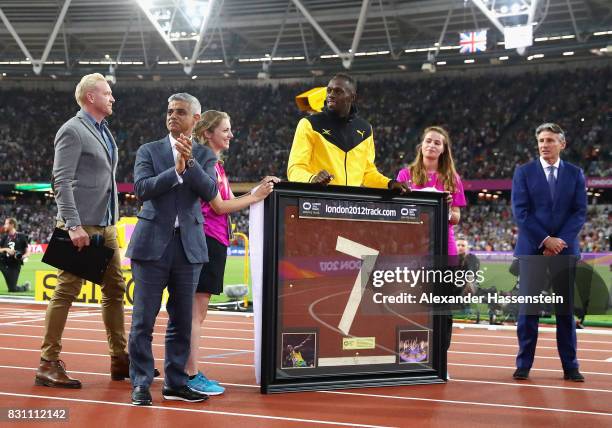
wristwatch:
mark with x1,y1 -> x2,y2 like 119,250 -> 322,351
68,225 -> 80,231
186,157 -> 195,169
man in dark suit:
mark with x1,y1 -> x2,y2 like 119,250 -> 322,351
127,93 -> 219,406
511,122 -> 587,382
36,73 -> 130,388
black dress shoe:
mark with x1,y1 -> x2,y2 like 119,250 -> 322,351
513,368 -> 530,380
563,368 -> 585,382
131,386 -> 152,406
162,385 -> 208,403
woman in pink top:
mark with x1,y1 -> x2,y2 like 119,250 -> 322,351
185,110 -> 278,395
396,126 -> 466,255
397,126 -> 466,359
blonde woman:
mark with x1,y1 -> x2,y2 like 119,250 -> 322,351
180,110 -> 278,395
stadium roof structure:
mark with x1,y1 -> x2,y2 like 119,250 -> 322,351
0,0 -> 611,81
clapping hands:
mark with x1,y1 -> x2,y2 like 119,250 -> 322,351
175,133 -> 193,174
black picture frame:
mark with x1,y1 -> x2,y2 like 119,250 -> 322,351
261,182 -> 448,393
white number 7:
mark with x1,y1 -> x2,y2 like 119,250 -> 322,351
335,236 -> 379,336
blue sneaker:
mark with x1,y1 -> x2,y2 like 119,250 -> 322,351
187,372 -> 225,396
198,371 -> 220,386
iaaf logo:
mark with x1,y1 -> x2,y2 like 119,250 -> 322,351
401,207 -> 417,216
301,201 -> 321,212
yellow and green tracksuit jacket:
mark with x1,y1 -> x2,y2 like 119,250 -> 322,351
287,108 -> 391,189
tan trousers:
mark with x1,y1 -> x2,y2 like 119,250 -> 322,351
41,223 -> 127,360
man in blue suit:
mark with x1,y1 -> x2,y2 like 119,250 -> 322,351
127,93 -> 219,405
511,122 -> 587,382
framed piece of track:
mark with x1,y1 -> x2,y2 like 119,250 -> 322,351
261,182 -> 449,393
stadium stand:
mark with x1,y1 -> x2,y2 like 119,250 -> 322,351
0,67 -> 610,183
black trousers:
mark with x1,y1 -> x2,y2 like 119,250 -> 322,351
0,263 -> 25,292
516,255 -> 578,370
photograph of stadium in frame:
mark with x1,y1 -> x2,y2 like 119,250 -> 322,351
260,182 -> 449,393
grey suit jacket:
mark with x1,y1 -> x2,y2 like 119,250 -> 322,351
52,109 -> 118,228
126,137 -> 218,264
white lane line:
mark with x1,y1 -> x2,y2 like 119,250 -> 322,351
449,378 -> 612,393
0,347 -> 252,367
0,324 -> 607,362
452,341 -> 611,353
124,315 -> 255,325
0,365 -> 263,391
454,333 -> 612,345
449,350 -> 610,363
0,333 -> 612,363
4,346 -> 612,376
606,357 -> 612,362
2,365 -> 611,397
75,316 -> 253,332
0,311 -> 104,327
0,316 -> 41,321
320,390 -> 612,417
56,318 -> 254,332
0,364 -> 150,379
0,333 -> 253,353
449,362 -> 612,376
456,323 -> 612,336
0,301 -> 255,320
0,332 -> 598,359
0,301 -> 255,323
0,311 -> 47,317
0,324 -> 254,341
7,329 -> 608,355
0,391 -> 393,428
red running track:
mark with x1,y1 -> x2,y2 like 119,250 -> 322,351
0,301 -> 610,427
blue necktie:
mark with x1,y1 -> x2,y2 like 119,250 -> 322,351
547,165 -> 556,199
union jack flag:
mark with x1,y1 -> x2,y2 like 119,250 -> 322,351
459,30 -> 487,54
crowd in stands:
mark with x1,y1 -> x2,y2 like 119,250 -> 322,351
1,67 -> 610,253
0,67 -> 610,183
0,195 -> 56,243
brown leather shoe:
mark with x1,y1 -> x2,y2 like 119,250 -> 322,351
35,359 -> 82,388
110,354 -> 160,381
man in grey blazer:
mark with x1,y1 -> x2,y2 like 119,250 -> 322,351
127,93 -> 219,406
36,73 -> 130,388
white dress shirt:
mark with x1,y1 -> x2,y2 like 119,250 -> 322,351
539,156 -> 560,179
169,134 -> 186,228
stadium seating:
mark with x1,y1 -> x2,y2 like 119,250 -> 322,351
0,67 -> 610,183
